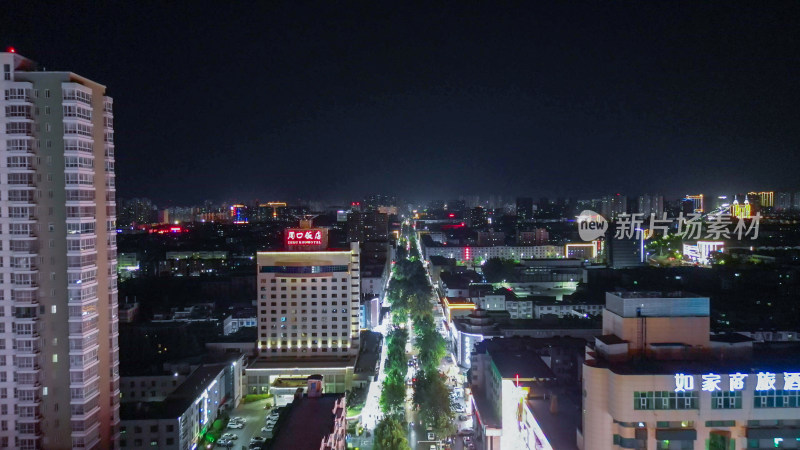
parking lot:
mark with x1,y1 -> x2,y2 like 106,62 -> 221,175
215,398 -> 272,449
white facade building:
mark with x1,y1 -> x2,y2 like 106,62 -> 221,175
1,51 -> 119,449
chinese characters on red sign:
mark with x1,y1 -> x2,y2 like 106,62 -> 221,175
286,229 -> 323,246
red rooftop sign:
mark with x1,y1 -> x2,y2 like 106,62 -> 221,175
285,228 -> 328,250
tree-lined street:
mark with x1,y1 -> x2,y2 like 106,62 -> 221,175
375,224 -> 455,450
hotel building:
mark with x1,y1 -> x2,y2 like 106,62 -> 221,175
247,225 -> 360,398
0,51 -> 119,449
582,291 -> 800,449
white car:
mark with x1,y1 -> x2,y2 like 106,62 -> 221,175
221,433 -> 238,440
261,426 -> 273,433
230,417 -> 247,423
227,422 -> 244,429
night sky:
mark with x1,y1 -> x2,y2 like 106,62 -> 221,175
4,2 -> 800,204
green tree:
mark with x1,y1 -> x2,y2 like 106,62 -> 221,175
374,415 -> 410,450
481,258 -> 520,282
411,311 -> 446,373
379,378 -> 407,415
412,369 -> 455,437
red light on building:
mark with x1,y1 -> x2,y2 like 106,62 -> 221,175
7,47 -> 16,53
448,213 -> 455,218
148,225 -> 184,234
464,247 -> 471,261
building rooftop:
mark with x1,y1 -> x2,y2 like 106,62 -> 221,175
121,362 -> 232,420
490,351 -> 556,380
271,394 -> 343,450
488,288 -> 518,300
596,334 -> 627,345
608,290 -> 702,299
249,357 -> 356,370
472,391 -> 501,430
526,393 -> 581,450
592,342 -> 800,375
605,291 -> 709,318
443,296 -> 473,305
710,332 -> 756,344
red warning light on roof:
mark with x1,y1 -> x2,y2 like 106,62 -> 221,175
448,213 -> 455,218
7,47 -> 16,53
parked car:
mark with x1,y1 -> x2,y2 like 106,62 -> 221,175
250,436 -> 266,444
227,422 -> 244,429
221,433 -> 238,440
457,429 -> 474,436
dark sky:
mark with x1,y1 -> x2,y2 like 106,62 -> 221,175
4,2 -> 800,204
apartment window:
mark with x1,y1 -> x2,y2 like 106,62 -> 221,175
754,390 -> 800,408
633,391 -> 698,410
711,391 -> 742,409
44,89 -> 50,98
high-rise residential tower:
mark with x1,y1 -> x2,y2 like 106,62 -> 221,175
1,51 -> 119,449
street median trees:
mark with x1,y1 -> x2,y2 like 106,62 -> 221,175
374,415 -> 410,450
411,368 -> 455,437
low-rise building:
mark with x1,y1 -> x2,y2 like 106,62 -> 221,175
451,310 -> 601,367
223,308 -> 257,335
120,354 -> 245,450
469,339 -> 582,449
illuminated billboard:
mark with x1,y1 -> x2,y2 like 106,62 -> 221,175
285,228 -> 328,250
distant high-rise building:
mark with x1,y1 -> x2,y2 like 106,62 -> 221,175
1,51 -> 119,448
731,196 -> 752,218
469,206 -> 488,228
684,194 -> 704,213
257,202 -> 287,221
346,211 -> 388,243
460,195 -> 481,208
229,204 -> 247,223
775,192 -> 792,211
748,191 -> 774,208
119,197 -> 155,226
363,194 -> 396,211
637,194 -> 664,216
516,197 -> 534,221
428,200 -> 445,211
600,194 -> 627,220
793,192 -> 800,210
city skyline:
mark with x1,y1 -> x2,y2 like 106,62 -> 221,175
4,2 -> 800,203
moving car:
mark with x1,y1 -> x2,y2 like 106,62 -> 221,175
221,433 -> 238,440
227,422 -> 244,429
